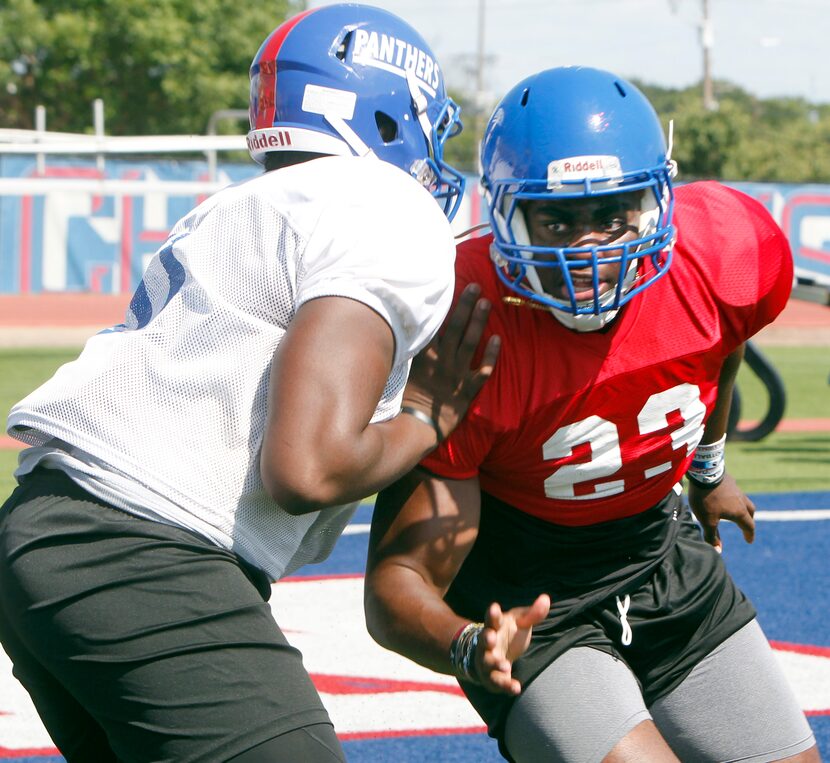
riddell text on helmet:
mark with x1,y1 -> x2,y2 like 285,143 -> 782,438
547,155 -> 624,187
351,29 -> 441,93
247,130 -> 293,153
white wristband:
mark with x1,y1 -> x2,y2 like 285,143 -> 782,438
687,434 -> 726,487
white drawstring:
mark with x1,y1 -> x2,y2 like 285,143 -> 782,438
616,594 -> 632,646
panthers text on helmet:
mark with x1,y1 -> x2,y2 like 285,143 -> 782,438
352,29 -> 441,93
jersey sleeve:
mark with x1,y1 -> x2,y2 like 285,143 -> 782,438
677,183 -> 794,350
295,160 -> 456,369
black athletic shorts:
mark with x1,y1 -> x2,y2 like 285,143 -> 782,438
444,489 -> 757,742
0,467 -> 340,763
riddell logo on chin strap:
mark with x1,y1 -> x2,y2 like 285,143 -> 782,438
247,131 -> 293,151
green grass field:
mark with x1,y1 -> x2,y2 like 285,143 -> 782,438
727,345 -> 830,493
0,345 -> 828,498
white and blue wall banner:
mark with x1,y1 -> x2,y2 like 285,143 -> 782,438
0,155 -> 827,294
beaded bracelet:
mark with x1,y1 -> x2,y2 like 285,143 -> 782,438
449,622 -> 484,684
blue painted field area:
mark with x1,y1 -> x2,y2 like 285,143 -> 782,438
2,492 -> 828,762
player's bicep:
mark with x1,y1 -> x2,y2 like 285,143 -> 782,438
368,470 -> 481,594
260,296 -> 394,505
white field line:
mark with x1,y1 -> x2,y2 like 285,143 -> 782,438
754,509 -> 830,521
342,523 -> 372,535
343,510 -> 830,536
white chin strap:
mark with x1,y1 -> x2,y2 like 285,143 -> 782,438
324,113 -> 372,157
534,268 -> 633,332
406,68 -> 434,144
546,288 -> 626,332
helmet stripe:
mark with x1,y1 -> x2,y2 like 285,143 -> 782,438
254,8 -> 317,130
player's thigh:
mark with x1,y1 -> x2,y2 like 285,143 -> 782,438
0,602 -> 117,763
650,619 -> 817,763
0,480 -> 116,761
503,646 -> 657,763
0,479 -> 332,763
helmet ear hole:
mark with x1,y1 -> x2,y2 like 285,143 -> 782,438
375,111 -> 398,143
335,31 -> 353,61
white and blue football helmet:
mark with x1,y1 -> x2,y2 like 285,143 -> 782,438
481,66 -> 677,330
248,3 -> 465,219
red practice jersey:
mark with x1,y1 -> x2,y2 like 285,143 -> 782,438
421,182 -> 793,526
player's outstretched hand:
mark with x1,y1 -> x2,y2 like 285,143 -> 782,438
688,472 -> 756,551
403,283 -> 500,442
475,593 -> 551,696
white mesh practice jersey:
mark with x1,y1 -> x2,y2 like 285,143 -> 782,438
8,155 -> 455,581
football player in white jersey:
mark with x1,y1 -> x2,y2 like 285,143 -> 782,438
0,5 -> 497,762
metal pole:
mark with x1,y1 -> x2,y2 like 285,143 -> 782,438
206,109 -> 248,181
701,0 -> 716,110
35,105 -> 46,175
475,0 -> 486,148
93,98 -> 105,172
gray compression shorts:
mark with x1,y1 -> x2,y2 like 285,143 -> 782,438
503,619 -> 815,763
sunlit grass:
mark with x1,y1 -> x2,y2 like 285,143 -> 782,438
0,344 -> 828,499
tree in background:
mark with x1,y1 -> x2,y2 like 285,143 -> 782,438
2,3 -> 829,183
0,0 -> 300,135
442,89 -> 481,177
635,80 -> 830,183
445,78 -> 830,183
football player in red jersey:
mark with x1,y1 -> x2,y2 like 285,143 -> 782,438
365,67 -> 820,763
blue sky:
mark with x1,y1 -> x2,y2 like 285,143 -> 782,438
311,0 -> 828,107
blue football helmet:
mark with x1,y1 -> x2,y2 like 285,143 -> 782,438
481,66 -> 676,330
248,3 -> 465,219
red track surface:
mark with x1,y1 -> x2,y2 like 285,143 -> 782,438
0,293 -> 129,327
0,290 -> 827,330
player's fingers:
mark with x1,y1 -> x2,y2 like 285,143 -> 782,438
482,625 -> 497,646
473,334 -> 501,378
738,509 -> 755,544
462,335 -> 501,399
451,297 -> 493,373
515,593 -> 551,629
437,284 -> 482,355
483,625 -> 511,664
485,601 -> 504,629
480,642 -> 511,673
702,522 -> 721,551
479,334 -> 501,375
485,669 -> 521,696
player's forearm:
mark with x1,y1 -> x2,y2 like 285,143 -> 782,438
364,563 -> 471,676
702,344 -> 744,443
686,345 -> 744,491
